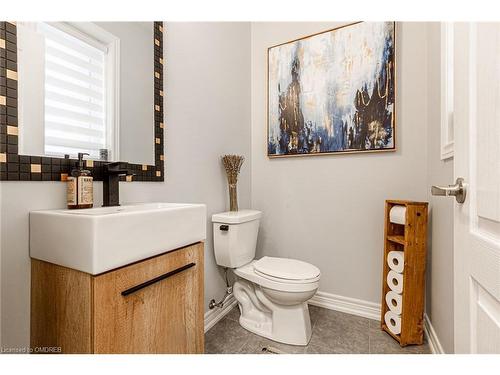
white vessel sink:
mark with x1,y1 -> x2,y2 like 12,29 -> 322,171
30,202 -> 207,275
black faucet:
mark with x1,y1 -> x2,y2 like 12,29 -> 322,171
102,162 -> 134,207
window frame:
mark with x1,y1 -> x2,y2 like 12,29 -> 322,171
440,22 -> 454,160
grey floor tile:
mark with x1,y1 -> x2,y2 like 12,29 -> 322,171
204,317 -> 250,354
224,304 -> 241,322
308,304 -> 321,327
304,344 -> 334,354
368,319 -> 431,354
309,309 -> 370,353
315,308 -> 372,331
368,318 -> 383,331
239,331 -> 307,354
236,341 -> 265,354
205,306 -> 431,355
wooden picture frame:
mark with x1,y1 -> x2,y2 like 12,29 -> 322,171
267,21 -> 396,158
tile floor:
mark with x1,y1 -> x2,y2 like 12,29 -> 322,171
205,304 -> 431,354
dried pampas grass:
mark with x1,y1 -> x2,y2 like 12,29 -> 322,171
222,154 -> 244,211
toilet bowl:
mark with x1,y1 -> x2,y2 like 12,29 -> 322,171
233,257 -> 320,345
212,210 -> 320,346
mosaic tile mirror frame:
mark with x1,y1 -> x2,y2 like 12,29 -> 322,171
0,21 -> 165,182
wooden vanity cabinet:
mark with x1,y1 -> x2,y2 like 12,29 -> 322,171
31,242 -> 204,354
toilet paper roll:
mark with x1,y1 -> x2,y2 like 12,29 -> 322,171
389,205 -> 406,225
384,310 -> 401,335
387,270 -> 403,294
385,290 -> 402,315
387,250 -> 404,273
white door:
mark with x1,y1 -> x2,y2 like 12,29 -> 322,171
453,22 -> 500,354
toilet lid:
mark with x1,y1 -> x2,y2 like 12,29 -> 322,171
253,256 -> 320,281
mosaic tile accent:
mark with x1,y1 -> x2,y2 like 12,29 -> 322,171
0,21 -> 165,182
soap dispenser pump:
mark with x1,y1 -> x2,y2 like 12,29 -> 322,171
67,152 -> 94,209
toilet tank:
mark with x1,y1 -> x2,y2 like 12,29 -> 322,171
212,210 -> 262,268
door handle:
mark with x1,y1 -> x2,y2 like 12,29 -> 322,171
431,177 -> 467,203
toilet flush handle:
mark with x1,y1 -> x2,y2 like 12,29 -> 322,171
219,225 -> 229,231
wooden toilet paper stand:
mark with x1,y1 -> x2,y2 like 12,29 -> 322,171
381,200 -> 429,346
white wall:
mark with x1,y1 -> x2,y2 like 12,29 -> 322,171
0,179 -> 2,348
0,183 -> 65,349
425,22 -> 454,353
95,22 -> 155,165
250,22 -> 428,303
17,23 -> 45,157
0,22 -> 251,349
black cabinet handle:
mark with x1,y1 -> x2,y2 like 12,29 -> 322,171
220,225 -> 229,231
121,262 -> 196,296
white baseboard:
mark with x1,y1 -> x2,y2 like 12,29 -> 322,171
424,314 -> 445,354
204,295 -> 237,333
309,291 -> 381,320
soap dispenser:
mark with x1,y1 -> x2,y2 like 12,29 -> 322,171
67,153 -> 94,209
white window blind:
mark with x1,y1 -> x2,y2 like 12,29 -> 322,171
40,23 -> 107,159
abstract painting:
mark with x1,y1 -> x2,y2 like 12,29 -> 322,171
267,22 -> 396,157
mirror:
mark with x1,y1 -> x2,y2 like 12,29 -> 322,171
16,22 -> 155,165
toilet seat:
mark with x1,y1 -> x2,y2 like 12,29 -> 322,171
254,256 -> 320,283
234,259 -> 320,293
254,269 -> 320,284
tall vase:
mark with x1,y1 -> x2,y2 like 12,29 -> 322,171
228,183 -> 238,212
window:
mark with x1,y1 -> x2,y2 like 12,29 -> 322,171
41,23 -> 108,159
441,22 -> 454,160
17,22 -> 119,160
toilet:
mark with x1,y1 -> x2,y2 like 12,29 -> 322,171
212,210 -> 320,346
